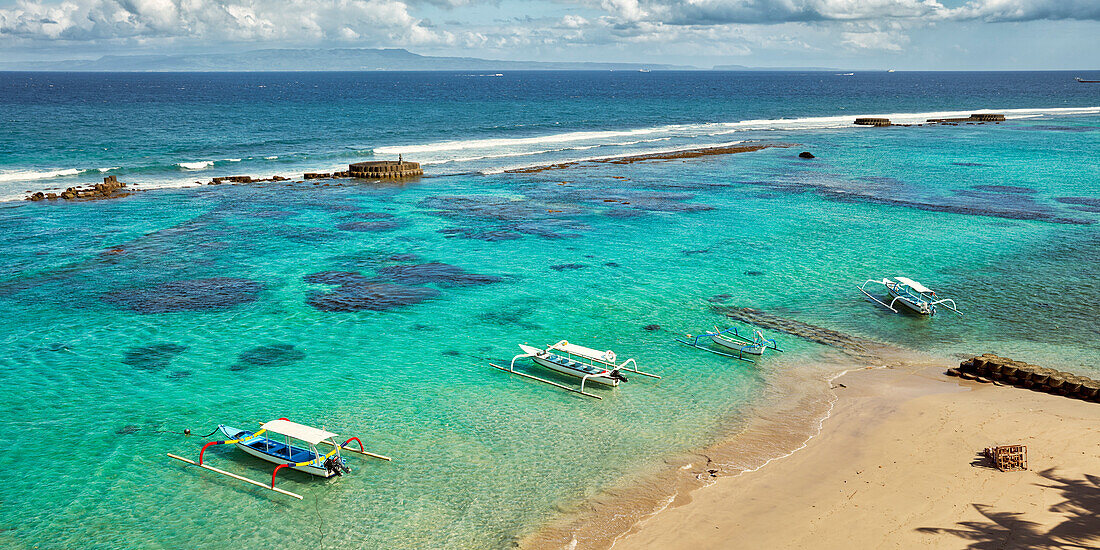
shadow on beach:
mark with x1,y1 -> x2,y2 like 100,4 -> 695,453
916,469 -> 1100,549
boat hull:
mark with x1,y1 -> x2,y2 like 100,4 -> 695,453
220,426 -> 336,477
887,287 -> 933,315
709,333 -> 764,355
530,355 -> 619,387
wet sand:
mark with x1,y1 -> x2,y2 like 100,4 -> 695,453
613,365 -> 1100,550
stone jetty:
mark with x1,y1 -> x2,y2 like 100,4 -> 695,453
26,175 -> 132,201
950,353 -> 1100,402
347,161 -> 423,179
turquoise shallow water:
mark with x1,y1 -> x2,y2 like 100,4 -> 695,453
0,74 -> 1099,548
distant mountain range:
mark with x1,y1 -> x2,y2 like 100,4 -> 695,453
0,48 -> 838,72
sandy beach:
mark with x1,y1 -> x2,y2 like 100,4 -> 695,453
613,365 -> 1100,550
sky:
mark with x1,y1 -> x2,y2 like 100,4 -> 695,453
0,0 -> 1097,69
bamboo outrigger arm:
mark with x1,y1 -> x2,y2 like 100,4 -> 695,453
858,280 -> 900,313
674,332 -> 755,362
167,453 -> 304,500
489,359 -> 603,399
317,438 -> 392,461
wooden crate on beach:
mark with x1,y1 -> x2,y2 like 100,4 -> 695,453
985,445 -> 1027,472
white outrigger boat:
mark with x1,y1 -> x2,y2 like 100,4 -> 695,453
490,340 -> 660,399
676,325 -> 781,361
168,418 -> 391,499
858,277 -> 962,316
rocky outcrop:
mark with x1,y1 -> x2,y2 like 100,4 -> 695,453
798,151 -> 815,159
27,176 -> 132,202
207,175 -> 288,185
927,113 -> 1006,124
949,354 -> 1100,402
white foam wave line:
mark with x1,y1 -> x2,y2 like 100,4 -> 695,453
606,365 -> 880,550
479,140 -> 746,175
0,168 -> 83,183
177,161 -> 214,170
381,105 -> 1100,158
264,156 -> 279,160
224,158 -> 242,162
375,124 -> 691,155
418,137 -> 677,166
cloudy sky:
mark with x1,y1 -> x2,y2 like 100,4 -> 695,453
0,0 -> 1097,68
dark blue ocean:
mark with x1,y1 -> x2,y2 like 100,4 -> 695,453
0,71 -> 1098,548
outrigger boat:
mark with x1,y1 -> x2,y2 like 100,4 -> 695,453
490,340 -> 660,399
167,418 -> 391,500
676,325 -> 781,361
858,276 -> 962,316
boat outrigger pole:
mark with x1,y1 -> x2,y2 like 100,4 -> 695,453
167,453 -> 304,500
490,351 -> 604,399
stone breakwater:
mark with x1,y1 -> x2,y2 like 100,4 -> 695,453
854,113 -> 1006,128
506,143 -> 791,174
26,175 -> 132,201
207,175 -> 289,185
950,353 -> 1100,402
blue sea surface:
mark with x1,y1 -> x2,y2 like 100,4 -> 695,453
0,71 -> 1098,548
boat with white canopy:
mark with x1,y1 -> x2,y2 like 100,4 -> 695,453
167,417 -> 391,499
858,276 -> 962,316
676,325 -> 781,361
490,340 -> 660,399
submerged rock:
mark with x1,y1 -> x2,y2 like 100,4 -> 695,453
123,343 -> 188,371
550,263 -> 586,271
104,277 -> 261,314
643,324 -> 661,331
304,271 -> 370,285
307,283 -> 440,312
798,151 -> 815,159
375,262 -> 502,287
230,343 -> 306,371
343,211 -> 395,219
336,220 -> 402,232
972,185 -> 1037,194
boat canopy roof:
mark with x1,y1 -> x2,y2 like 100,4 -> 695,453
894,277 -> 932,293
550,340 -> 616,362
260,419 -> 337,445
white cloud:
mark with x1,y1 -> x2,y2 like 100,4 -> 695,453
0,0 -> 444,44
951,0 -> 1100,22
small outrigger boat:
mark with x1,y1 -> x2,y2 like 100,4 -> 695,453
490,340 -> 660,399
168,418 -> 391,499
676,325 -> 781,361
858,276 -> 962,316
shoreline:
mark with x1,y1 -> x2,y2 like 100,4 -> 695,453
610,364 -> 1100,549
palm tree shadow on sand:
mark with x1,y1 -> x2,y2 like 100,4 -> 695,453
916,469 -> 1100,549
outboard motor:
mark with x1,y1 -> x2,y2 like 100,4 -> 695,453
324,456 -> 350,476
609,369 -> 628,382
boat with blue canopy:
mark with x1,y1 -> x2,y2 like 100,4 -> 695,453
858,276 -> 962,316
167,418 -> 391,499
490,340 -> 660,399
